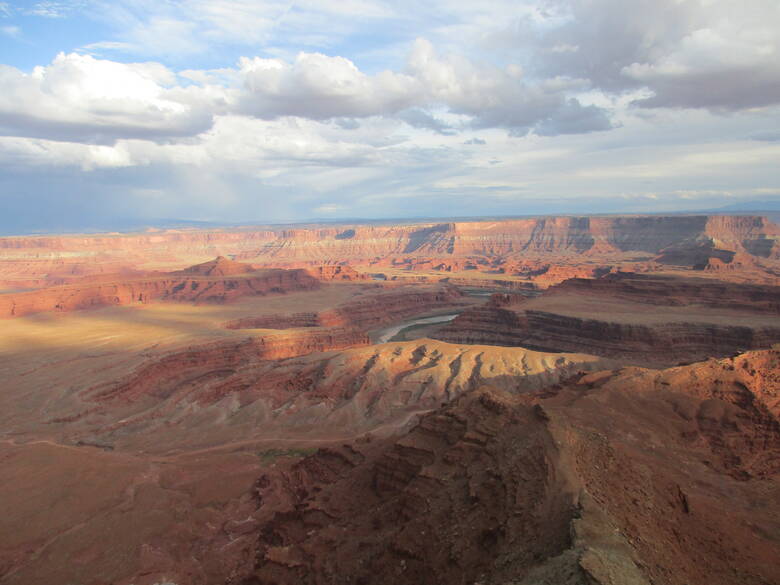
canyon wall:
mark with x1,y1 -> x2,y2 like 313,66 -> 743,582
1,216 -> 777,288
517,311 -> 780,363
435,275 -> 780,365
437,307 -> 780,366
317,285 -> 468,329
241,215 -> 780,265
0,264 -> 320,318
84,328 -> 372,407
223,284 -> 469,332
551,274 -> 780,313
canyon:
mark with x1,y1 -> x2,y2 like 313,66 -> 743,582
0,214 -> 779,585
1,215 -> 778,293
239,348 -> 780,585
0,258 -> 323,318
435,273 -> 780,365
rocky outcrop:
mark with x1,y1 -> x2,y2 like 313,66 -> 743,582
1,216 -> 778,289
0,261 -> 320,318
705,215 -> 780,259
244,388 -> 580,585
176,255 -> 254,276
318,285 -> 469,329
83,328 -> 371,407
222,285 -> 471,334
304,265 -> 367,281
516,310 -> 780,364
435,275 -> 780,365
236,349 -> 780,585
551,273 -> 780,314
69,340 -> 604,449
432,304 -> 529,346
503,262 -> 613,285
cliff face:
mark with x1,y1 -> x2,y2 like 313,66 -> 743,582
551,274 -> 780,313
435,275 -> 780,365
705,215 -> 780,258
241,216 -> 778,263
318,285 -> 468,329
0,264 -> 320,318
432,303 -> 529,346
517,311 -> 780,363
223,285 -> 469,332
1,216 -> 777,288
236,350 -> 780,585
437,310 -> 780,367
304,265 -> 367,281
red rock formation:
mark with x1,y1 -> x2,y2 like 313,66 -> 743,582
488,292 -> 530,307
551,273 -> 780,313
1,215 -> 778,288
222,285 -> 471,334
236,349 -> 780,585
317,285 -> 469,329
0,260 -> 320,318
83,328 -> 371,407
435,274 -> 780,365
705,215 -> 780,259
3,313 -> 778,585
304,265 -> 367,281
176,255 -> 254,276
244,390 -> 578,585
68,340 -> 604,450
517,310 -> 780,364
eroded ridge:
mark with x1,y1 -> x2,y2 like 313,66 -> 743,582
237,349 -> 780,585
435,273 -> 780,365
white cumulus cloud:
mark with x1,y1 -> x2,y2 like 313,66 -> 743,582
0,52 -> 217,143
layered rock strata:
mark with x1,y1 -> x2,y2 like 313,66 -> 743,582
70,340 -> 603,450
0,259 -> 320,318
224,285 -> 470,332
1,215 -> 778,289
435,275 -> 780,365
236,349 -> 780,585
553,273 -> 780,314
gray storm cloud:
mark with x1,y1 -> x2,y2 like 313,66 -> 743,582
0,0 -> 778,233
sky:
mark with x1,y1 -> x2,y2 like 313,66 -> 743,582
0,0 -> 779,233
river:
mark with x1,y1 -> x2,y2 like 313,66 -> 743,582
373,313 -> 460,344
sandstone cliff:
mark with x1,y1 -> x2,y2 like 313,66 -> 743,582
1,216 -> 777,289
435,275 -> 780,365
551,273 -> 780,313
